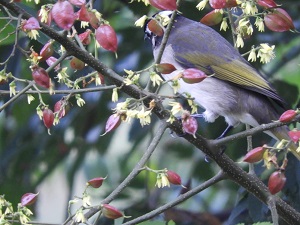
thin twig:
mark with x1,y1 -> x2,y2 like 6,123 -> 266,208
122,170 -> 226,225
246,124 -> 255,174
0,85 -> 116,95
0,81 -> 34,112
211,115 -> 300,147
70,121 -> 169,223
267,195 -> 279,225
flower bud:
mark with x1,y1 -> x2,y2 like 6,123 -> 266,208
156,63 -> 176,74
69,0 -> 86,6
78,29 -> 92,45
87,177 -> 106,188
31,65 -> 50,89
21,193 -> 39,206
102,204 -> 123,219
257,0 -> 277,8
95,25 -> 118,52
182,68 -> 208,84
77,5 -> 90,22
40,40 -> 54,61
182,112 -> 198,138
243,146 -> 266,163
268,170 -> 286,194
43,108 -> 54,129
101,114 -> 121,136
70,57 -> 85,70
209,0 -> 237,9
288,130 -> 300,143
166,170 -> 182,185
54,100 -> 66,119
46,56 -> 61,71
264,8 -> 295,32
200,10 -> 223,26
149,0 -> 177,10
51,0 -> 76,30
21,17 -> 40,31
279,109 -> 297,122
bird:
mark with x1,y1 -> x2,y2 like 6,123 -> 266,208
144,11 -> 300,160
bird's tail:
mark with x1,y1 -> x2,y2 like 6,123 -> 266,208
271,126 -> 300,160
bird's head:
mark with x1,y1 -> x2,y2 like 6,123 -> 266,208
144,10 -> 175,47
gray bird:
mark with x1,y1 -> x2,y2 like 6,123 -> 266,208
144,11 -> 300,160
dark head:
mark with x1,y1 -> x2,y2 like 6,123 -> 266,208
143,11 -> 175,46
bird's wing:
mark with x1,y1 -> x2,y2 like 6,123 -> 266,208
168,20 -> 285,105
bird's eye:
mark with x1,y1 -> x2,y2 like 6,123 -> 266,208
143,19 -> 153,40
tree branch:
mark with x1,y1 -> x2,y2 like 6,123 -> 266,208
79,120 -> 169,222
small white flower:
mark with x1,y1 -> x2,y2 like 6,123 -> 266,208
169,102 -> 183,115
112,88 -> 118,102
75,94 -> 85,107
38,6 -> 49,24
82,194 -> 91,208
81,21 -> 89,28
9,81 -> 16,97
155,173 -> 170,188
134,15 -> 148,27
74,209 -> 86,223
137,107 -> 151,126
27,30 -> 39,40
255,17 -> 265,32
196,0 -> 208,11
248,48 -> 257,62
150,72 -> 163,87
27,94 -> 35,104
171,79 -> 180,94
236,34 -> 244,48
220,18 -> 228,31
257,43 -> 275,64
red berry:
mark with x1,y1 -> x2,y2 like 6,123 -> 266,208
268,171 -> 286,194
87,177 -> 106,188
68,0 -> 86,6
182,114 -> 198,138
264,8 -> 295,32
156,63 -> 176,74
279,109 -> 297,122
200,10 -> 223,26
149,0 -> 177,10
54,100 -> 66,119
257,0 -> 277,8
70,57 -> 85,70
95,25 -> 118,52
31,65 -> 50,88
22,17 -> 40,31
78,29 -> 92,45
243,146 -> 266,163
43,108 -> 54,129
51,0 -> 76,30
166,170 -> 182,185
46,56 -> 61,71
102,114 -> 121,135
21,193 -> 39,206
77,5 -> 90,22
88,11 -> 100,29
209,0 -> 237,9
102,204 -> 123,219
40,40 -> 54,61
288,130 -> 300,143
182,68 -> 207,84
